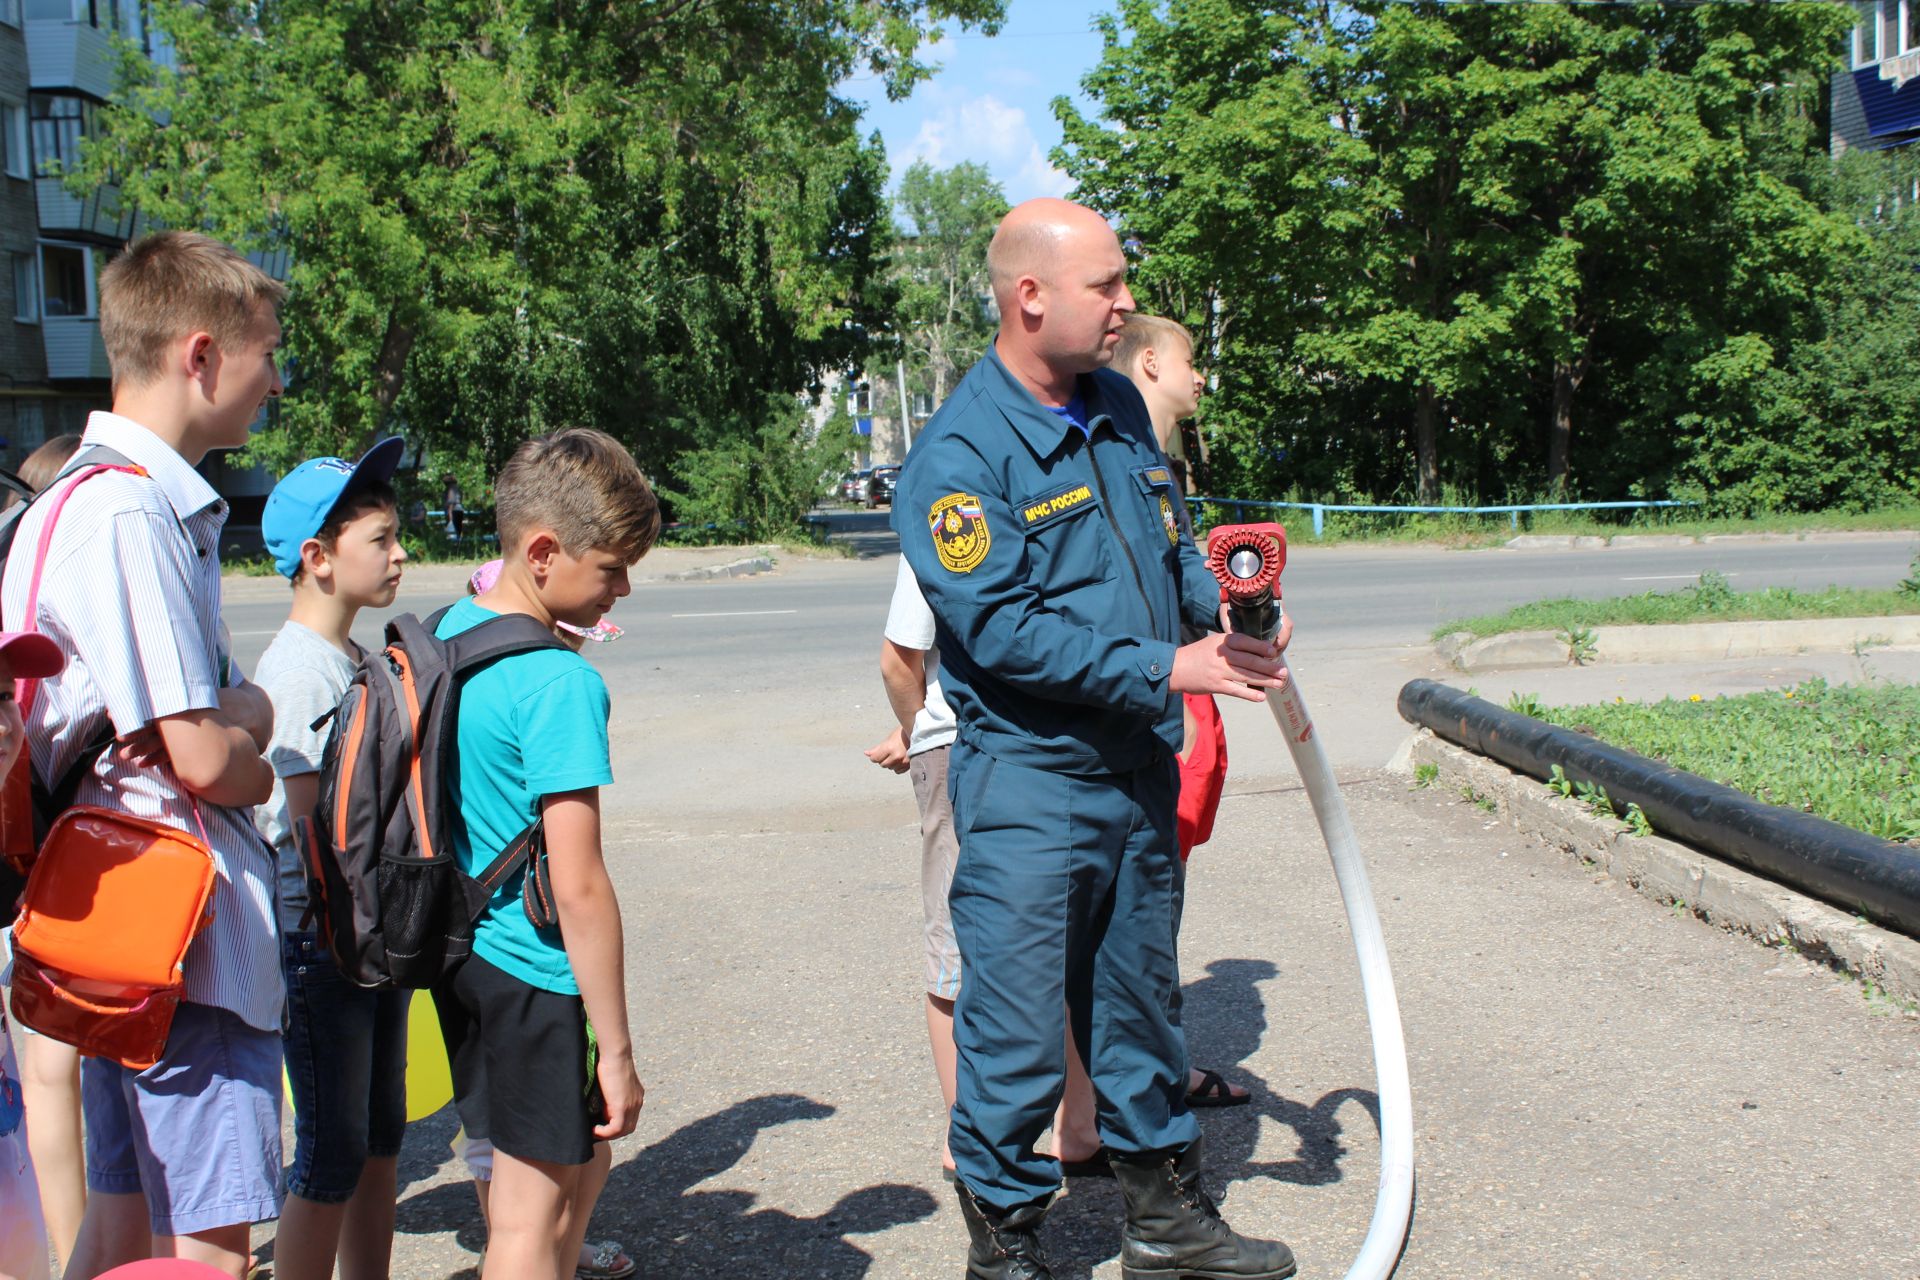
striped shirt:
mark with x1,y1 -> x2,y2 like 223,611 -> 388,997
0,411 -> 283,1033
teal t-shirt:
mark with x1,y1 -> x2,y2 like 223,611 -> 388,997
436,596 -> 613,994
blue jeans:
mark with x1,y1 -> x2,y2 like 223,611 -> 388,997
281,932 -> 410,1204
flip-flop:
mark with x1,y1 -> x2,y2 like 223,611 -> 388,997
1058,1147 -> 1116,1179
576,1238 -> 637,1280
1186,1067 -> 1251,1109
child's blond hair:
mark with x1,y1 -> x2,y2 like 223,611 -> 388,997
494,428 -> 660,564
1112,313 -> 1193,375
98,231 -> 287,388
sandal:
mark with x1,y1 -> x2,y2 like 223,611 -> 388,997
1186,1067 -> 1251,1109
577,1238 -> 637,1280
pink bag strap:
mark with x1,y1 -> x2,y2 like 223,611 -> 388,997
17,462 -> 146,717
11,459 -> 211,843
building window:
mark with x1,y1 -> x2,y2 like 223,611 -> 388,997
1904,0 -> 1918,53
1856,0 -> 1884,67
106,0 -> 140,47
0,102 -> 25,180
39,242 -> 92,317
30,94 -> 91,177
12,253 -> 37,322
22,0 -> 87,21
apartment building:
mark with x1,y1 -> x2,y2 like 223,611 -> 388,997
1834,0 -> 1920,153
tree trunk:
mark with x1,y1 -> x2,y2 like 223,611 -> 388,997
1548,353 -> 1587,496
1414,382 -> 1439,503
372,309 -> 417,429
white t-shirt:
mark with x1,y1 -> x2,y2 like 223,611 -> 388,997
883,556 -> 959,756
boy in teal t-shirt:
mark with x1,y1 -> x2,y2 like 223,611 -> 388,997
437,594 -> 612,992
429,428 -> 659,1280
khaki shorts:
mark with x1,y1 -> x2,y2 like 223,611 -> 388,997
911,744 -> 962,999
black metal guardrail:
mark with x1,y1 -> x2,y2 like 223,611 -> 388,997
1397,679 -> 1920,938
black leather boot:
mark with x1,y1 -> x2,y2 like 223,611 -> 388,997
954,1180 -> 1056,1279
1108,1138 -> 1296,1280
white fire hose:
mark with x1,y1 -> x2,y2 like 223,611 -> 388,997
1205,523 -> 1415,1280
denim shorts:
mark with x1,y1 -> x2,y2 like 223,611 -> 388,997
84,1000 -> 283,1235
282,932 -> 411,1204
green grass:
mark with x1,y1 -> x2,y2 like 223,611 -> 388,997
1193,499 -> 1920,550
1527,678 -> 1920,842
1435,570 -> 1920,640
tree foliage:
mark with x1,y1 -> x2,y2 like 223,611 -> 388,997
87,0 -> 1003,533
892,160 -> 1007,405
1056,0 -> 1897,513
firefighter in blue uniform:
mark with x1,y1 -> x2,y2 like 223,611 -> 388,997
894,198 -> 1298,1280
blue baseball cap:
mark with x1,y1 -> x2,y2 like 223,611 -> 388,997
262,436 -> 406,579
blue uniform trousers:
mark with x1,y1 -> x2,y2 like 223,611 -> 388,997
947,739 -> 1200,1210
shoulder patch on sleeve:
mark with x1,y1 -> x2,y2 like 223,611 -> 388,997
928,492 -> 991,574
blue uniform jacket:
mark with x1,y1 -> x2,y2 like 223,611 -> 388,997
893,344 -> 1222,774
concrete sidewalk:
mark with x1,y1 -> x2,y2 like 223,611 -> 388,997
366,774 -> 1919,1279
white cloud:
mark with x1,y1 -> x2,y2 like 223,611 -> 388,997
898,91 -> 1072,200
1018,143 -> 1073,199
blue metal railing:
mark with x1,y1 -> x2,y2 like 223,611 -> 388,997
1189,497 -> 1697,539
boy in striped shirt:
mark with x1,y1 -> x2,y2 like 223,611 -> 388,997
2,231 -> 286,1278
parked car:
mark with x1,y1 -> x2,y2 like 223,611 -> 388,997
865,465 -> 900,508
841,468 -> 873,504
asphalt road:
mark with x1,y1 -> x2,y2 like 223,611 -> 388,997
222,527 -> 1920,828
202,527 -> 1920,1277
225,519 -> 1920,679
180,528 -> 1920,1276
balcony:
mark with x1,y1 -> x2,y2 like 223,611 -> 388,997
43,314 -> 107,380
25,18 -> 115,100
34,177 -> 133,240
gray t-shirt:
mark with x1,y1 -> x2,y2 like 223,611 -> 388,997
253,621 -> 361,932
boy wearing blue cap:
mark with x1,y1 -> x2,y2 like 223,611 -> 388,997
254,437 -> 409,1280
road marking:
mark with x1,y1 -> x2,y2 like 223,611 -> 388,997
670,609 -> 800,619
1619,573 -> 1739,582
230,629 -> 282,637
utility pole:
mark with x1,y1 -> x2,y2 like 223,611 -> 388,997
896,359 -> 914,454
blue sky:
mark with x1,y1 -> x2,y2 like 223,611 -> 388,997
839,2 -> 1120,209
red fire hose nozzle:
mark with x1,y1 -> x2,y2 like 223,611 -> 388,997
1205,522 -> 1287,640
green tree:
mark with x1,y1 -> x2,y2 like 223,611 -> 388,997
1056,0 -> 1854,506
1676,144 -> 1920,512
85,0 -> 1003,530
893,160 -> 1007,405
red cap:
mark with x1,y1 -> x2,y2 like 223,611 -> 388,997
0,630 -> 65,679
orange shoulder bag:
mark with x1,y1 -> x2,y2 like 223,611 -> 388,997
4,460 -> 217,1069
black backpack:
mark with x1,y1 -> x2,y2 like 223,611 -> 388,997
306,606 -> 568,989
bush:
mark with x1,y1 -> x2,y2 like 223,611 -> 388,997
656,399 -> 859,542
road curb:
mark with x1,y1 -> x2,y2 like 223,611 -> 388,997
1447,614 -> 1920,672
1403,733 -> 1920,1007
664,555 -> 774,581
1504,529 -> 1917,549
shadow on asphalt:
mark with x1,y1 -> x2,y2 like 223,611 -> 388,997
377,962 -> 1366,1277
1039,957 -> 1383,1278
392,1092 -> 937,1278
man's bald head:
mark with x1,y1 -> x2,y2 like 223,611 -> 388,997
986,198 -> 1137,384
987,198 -> 1118,307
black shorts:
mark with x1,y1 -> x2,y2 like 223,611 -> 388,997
433,953 -> 600,1167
